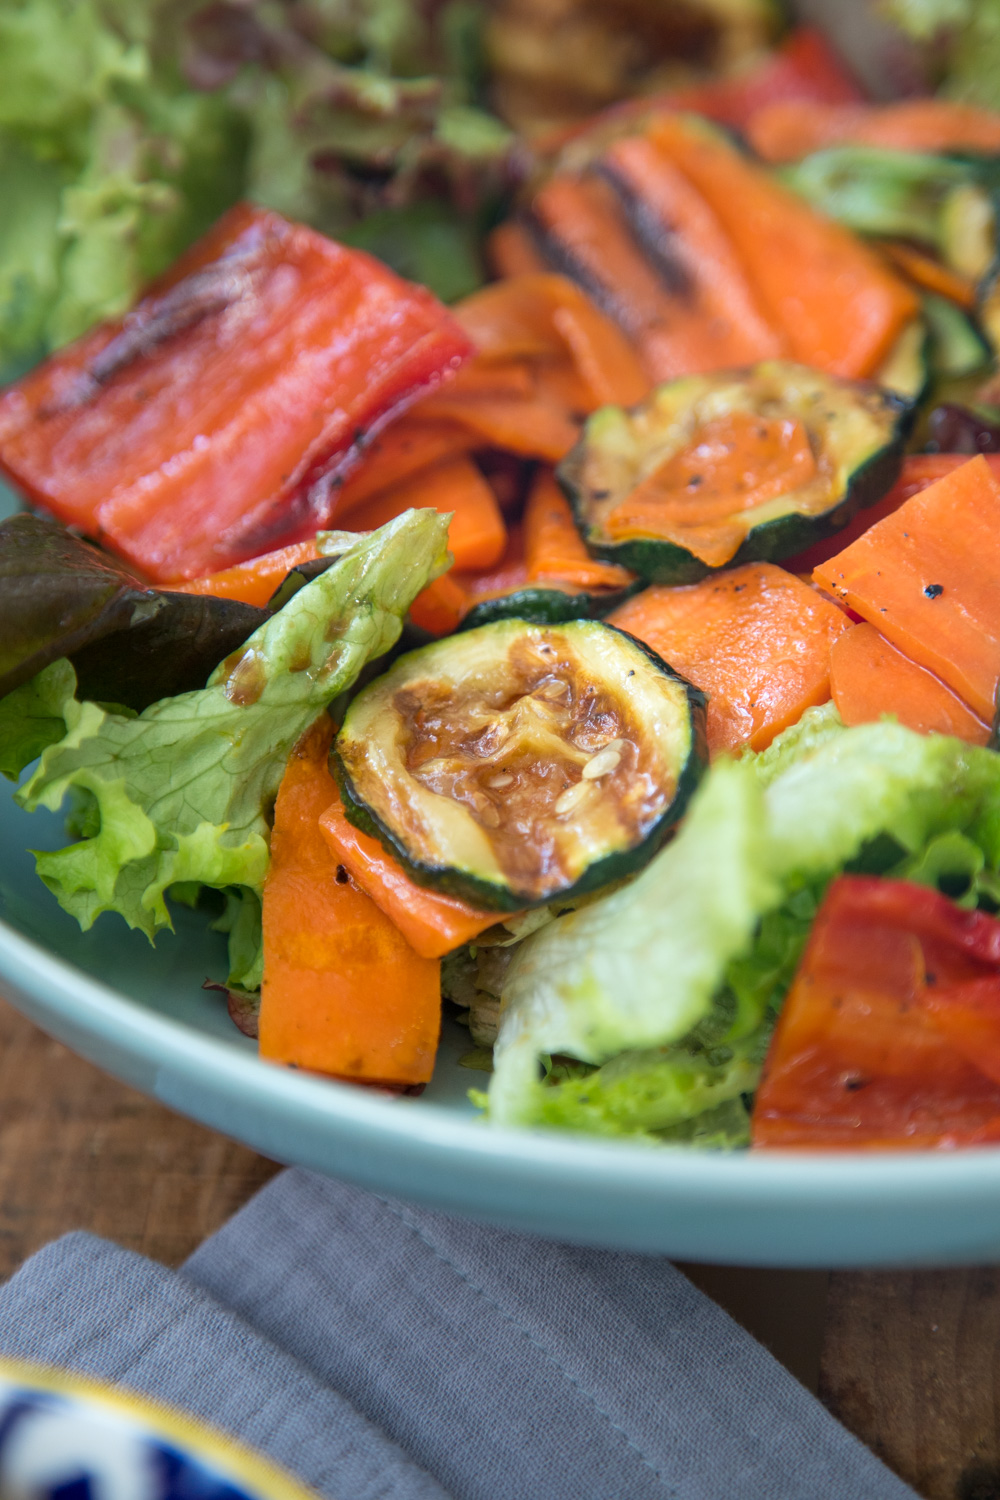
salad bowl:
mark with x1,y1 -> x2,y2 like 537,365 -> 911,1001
6,651 -> 1000,1268
6,482 -> 1000,1271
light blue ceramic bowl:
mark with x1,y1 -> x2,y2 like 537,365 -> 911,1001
6,487 -> 1000,1269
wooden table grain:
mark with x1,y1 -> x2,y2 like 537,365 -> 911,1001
1,991 -> 998,1499
0,994 -> 276,1271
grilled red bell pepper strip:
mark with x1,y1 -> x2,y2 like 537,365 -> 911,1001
0,203 -> 471,583
752,877 -> 1000,1150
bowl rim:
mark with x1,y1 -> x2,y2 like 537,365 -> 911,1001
6,909 -> 1000,1210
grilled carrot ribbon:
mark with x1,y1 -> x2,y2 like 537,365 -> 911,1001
260,719 -> 441,1086
648,113 -> 918,379
319,790 -> 502,959
814,455 -> 1000,723
610,564 -> 850,756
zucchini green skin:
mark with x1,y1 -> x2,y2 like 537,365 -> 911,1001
458,580 -> 642,631
333,620 -> 707,912
561,416 -> 910,586
559,366 -> 912,586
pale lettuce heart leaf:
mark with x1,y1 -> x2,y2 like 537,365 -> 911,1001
17,509 -> 450,940
489,758 -> 779,1127
489,711 -> 1000,1131
759,713 -> 996,884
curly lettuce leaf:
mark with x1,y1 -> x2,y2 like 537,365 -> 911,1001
0,0 -> 509,365
17,509 -> 450,941
490,712 -> 1000,1133
212,886 -> 264,994
527,1036 -> 762,1143
0,2 -> 247,358
0,657 -> 73,781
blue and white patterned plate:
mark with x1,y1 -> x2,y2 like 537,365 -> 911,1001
0,1358 -> 314,1500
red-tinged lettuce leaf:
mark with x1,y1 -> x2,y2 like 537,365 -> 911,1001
0,512 -> 266,711
16,509 -> 451,944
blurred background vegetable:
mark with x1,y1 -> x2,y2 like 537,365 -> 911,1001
885,0 -> 1000,110
0,0 -> 513,369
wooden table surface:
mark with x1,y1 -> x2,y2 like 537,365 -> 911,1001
1,993 -> 997,1500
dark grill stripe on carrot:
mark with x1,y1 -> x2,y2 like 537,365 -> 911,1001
601,135 -> 785,370
648,113 -> 919,379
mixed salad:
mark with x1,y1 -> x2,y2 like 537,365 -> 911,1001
7,8 -> 1000,1150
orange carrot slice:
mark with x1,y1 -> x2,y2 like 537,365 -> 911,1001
749,98 -> 1000,165
259,719 -> 441,1085
413,391 -> 579,461
831,623 -> 990,745
409,572 -> 470,636
454,273 -> 648,408
334,418 -> 477,518
319,791 -> 502,959
345,456 -> 507,573
602,135 -> 785,369
455,524 -> 530,603
524,469 -> 634,591
549,301 -> 649,410
528,173 -> 706,384
785,454 -> 1000,572
446,360 -> 537,400
172,538 -> 322,607
487,221 -> 551,279
814,454 -> 1000,722
649,113 -> 919,379
609,563 -> 851,755
876,240 -> 977,310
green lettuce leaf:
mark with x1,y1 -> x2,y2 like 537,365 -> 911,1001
212,886 -> 264,993
489,757 -> 779,1127
0,0 -> 510,366
0,1 -> 247,358
16,509 -> 450,943
780,146 -> 977,247
0,657 -> 73,781
489,711 -> 1000,1134
528,1036 -> 762,1143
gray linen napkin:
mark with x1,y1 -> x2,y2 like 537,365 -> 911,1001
0,1166 -> 916,1500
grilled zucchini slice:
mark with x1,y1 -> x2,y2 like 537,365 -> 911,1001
334,617 -> 706,911
559,360 -> 908,585
459,579 -> 641,631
